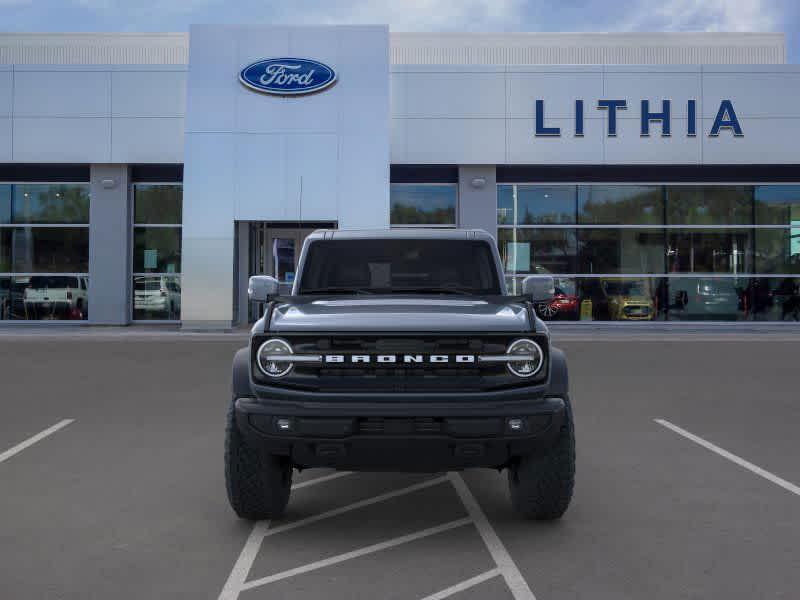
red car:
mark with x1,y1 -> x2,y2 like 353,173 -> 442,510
537,286 -> 579,320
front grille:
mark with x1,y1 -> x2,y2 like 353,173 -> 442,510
252,333 -> 548,392
358,418 -> 444,435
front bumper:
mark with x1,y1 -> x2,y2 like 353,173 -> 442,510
235,395 -> 566,471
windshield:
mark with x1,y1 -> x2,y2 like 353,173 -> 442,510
297,239 -> 501,295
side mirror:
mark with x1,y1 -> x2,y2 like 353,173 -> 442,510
522,275 -> 555,303
248,275 -> 280,303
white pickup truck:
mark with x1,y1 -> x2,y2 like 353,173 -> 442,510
23,275 -> 88,320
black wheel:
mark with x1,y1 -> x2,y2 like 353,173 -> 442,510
225,401 -> 292,520
508,397 -> 575,520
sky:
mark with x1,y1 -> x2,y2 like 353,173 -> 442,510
0,0 -> 797,62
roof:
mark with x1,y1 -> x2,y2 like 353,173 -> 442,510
307,228 -> 494,241
0,31 -> 786,65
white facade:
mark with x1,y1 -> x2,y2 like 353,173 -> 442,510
0,29 -> 797,327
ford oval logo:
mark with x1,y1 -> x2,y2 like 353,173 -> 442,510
239,58 -> 337,96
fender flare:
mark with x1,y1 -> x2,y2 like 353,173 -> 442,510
232,347 -> 253,399
547,346 -> 569,397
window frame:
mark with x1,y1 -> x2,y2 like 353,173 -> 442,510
130,182 -> 183,323
0,181 -> 90,323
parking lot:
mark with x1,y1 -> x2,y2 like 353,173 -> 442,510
1,329 -> 799,600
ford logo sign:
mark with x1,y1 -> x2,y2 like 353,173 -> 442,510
239,58 -> 337,96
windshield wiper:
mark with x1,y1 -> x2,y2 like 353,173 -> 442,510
300,286 -> 376,295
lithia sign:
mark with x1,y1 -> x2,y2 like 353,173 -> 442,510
535,99 -> 743,138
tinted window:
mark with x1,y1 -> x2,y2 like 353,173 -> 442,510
754,185 -> 800,225
5,184 -> 90,224
578,229 -> 665,274
666,186 -> 752,225
498,185 -> 575,225
298,239 -> 501,294
133,228 -> 181,273
498,228 -> 577,275
134,185 -> 182,225
390,184 -> 456,226
578,185 -> 663,225
1,228 -> 89,273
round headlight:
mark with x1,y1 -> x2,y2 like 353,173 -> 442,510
256,338 -> 294,378
506,339 -> 544,378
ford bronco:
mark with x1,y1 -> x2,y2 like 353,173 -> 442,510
226,229 -> 575,520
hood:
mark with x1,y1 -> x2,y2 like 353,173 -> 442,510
267,296 -> 532,333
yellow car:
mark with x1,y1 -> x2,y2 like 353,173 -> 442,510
600,278 -> 655,321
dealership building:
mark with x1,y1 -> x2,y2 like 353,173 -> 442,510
0,27 -> 798,327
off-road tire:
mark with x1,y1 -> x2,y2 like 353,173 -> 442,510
508,397 -> 575,520
225,401 -> 292,520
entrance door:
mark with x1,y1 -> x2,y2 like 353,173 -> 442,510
248,222 -> 335,321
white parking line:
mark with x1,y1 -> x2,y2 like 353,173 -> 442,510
655,418 -> 800,497
217,475 -> 449,600
240,518 -> 472,591
448,473 -> 537,600
292,471 -> 352,490
0,419 -> 75,464
264,476 -> 449,538
419,568 -> 501,600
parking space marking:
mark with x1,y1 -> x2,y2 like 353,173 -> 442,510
263,476 -> 449,538
291,471 -> 352,490
218,475 -> 449,600
655,419 -> 800,497
0,419 -> 74,465
448,473 -> 537,600
240,518 -> 473,591
419,568 -> 501,600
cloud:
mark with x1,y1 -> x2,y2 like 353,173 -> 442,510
278,0 -> 524,31
621,0 -> 780,32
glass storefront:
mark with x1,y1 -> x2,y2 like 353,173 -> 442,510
132,184 -> 182,320
499,184 -> 800,322
0,184 -> 90,321
390,183 -> 457,226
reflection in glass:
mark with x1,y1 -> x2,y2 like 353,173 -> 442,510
498,229 -> 577,275
0,275 -> 88,320
0,185 -> 10,223
134,185 -> 183,225
578,229 -> 664,274
133,275 -> 181,320
578,185 -> 662,225
1,228 -> 89,273
667,277 -> 746,321
666,229 -> 752,274
497,185 -> 575,225
754,185 -> 800,225
272,238 -> 296,283
133,227 -> 181,273
666,186 -> 752,225
390,184 -> 457,225
581,278 -> 660,321
747,277 -> 800,321
4,184 -> 90,224
755,228 -> 800,274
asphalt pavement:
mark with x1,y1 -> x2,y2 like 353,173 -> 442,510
0,330 -> 798,599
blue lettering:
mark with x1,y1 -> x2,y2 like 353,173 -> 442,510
687,100 -> 697,136
575,100 -> 584,137
709,100 -> 743,136
535,100 -> 560,136
597,100 -> 627,136
641,99 -> 671,137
